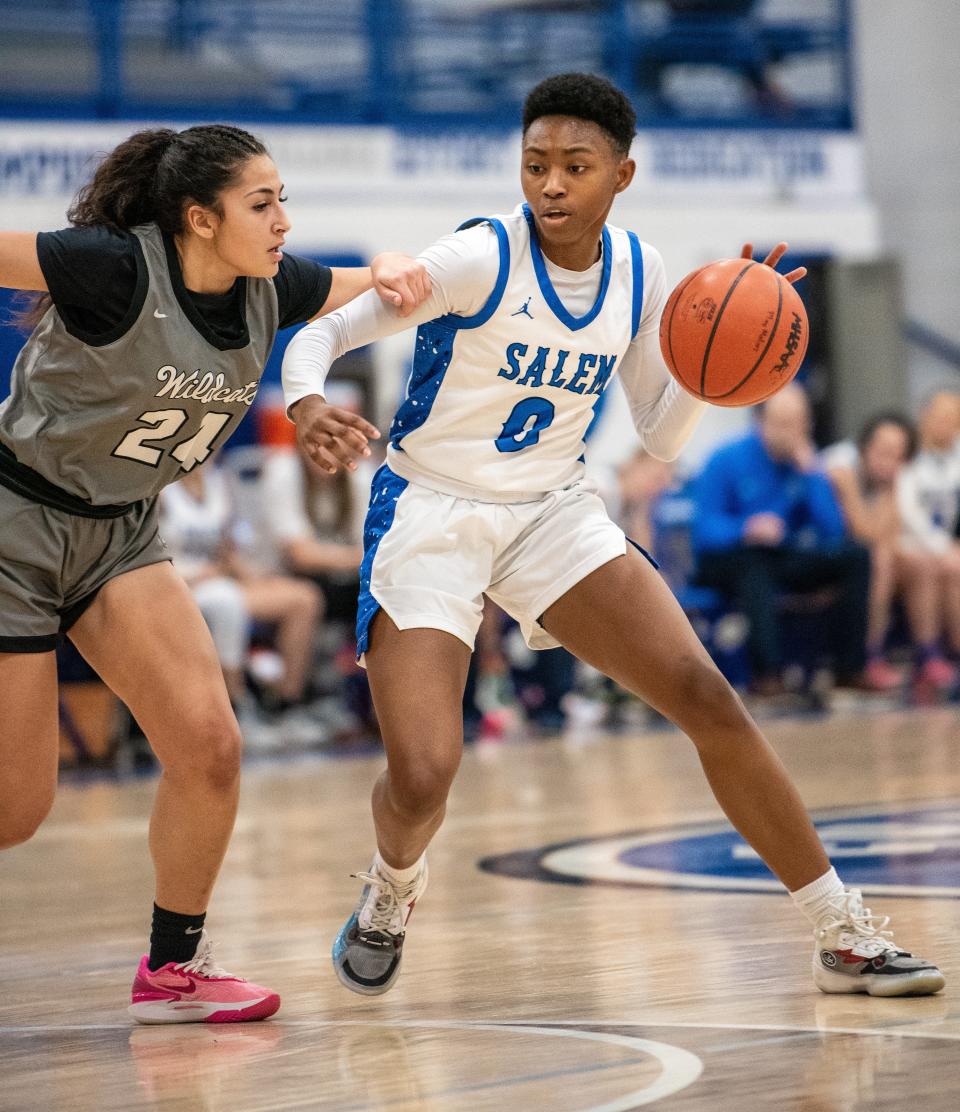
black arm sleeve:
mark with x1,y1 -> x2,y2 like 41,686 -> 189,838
35,226 -> 140,339
274,252 -> 334,329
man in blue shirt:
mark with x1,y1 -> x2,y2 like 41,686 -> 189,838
693,384 -> 876,693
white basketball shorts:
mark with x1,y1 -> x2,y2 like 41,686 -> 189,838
356,464 -> 634,657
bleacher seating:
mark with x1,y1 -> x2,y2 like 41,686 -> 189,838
0,0 -> 854,128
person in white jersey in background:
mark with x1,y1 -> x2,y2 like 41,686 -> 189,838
283,73 -> 944,1000
159,462 -> 324,747
897,391 -> 960,658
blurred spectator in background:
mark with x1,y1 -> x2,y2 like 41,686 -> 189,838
897,390 -> 960,662
616,448 -> 675,553
461,598 -> 511,741
692,384 -> 879,695
258,440 -> 367,624
823,413 -> 955,693
256,436 -> 374,733
160,464 -> 323,745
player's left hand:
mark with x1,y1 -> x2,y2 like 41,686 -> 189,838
371,252 -> 432,317
741,242 -> 807,285
291,395 -> 381,475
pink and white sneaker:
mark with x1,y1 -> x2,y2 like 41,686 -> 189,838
128,931 -> 280,1024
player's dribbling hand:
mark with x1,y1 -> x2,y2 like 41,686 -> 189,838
291,396 -> 381,475
370,252 -> 432,317
740,242 -> 807,285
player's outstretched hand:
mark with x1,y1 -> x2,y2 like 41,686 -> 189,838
371,252 -> 432,317
292,396 -> 381,475
741,242 -> 807,285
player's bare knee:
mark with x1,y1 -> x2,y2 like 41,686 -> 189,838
669,657 -> 747,739
202,724 -> 243,792
164,712 -> 242,791
388,760 -> 457,821
0,794 -> 54,849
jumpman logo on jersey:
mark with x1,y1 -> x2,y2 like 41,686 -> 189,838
511,297 -> 534,320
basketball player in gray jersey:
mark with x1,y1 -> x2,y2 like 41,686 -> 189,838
0,124 -> 429,1023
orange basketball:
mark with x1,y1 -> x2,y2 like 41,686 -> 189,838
659,259 -> 809,407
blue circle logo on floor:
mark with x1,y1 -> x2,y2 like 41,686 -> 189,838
478,801 -> 960,898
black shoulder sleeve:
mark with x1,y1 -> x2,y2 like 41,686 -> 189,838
274,252 -> 334,329
35,226 -> 142,341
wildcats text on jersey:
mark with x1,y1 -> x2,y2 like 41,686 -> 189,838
154,365 -> 260,406
497,343 -> 617,396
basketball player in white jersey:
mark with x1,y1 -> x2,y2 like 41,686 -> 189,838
0,123 -> 428,1022
283,74 -> 944,999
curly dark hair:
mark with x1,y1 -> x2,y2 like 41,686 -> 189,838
15,124 -> 267,330
522,72 -> 637,156
70,123 -> 267,233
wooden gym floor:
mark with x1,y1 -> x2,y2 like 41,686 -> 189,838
2,705 -> 959,1110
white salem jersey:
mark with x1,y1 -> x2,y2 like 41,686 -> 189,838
282,204 -> 705,502
386,205 -> 644,500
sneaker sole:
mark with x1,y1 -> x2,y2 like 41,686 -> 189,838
332,916 -> 402,997
815,966 -> 946,997
128,994 -> 281,1024
333,953 -> 402,996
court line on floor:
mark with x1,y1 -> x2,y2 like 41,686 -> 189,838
2,1017 -> 955,1042
299,1022 -> 702,1112
1,1019 -> 703,1112
510,1018 -> 960,1042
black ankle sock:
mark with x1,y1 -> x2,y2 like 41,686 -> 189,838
148,904 -> 206,971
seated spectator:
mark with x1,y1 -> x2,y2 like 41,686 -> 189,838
461,598 -> 515,740
616,449 -> 676,553
823,413 -> 955,692
897,390 -> 960,662
691,384 -> 883,694
160,464 -> 323,743
257,442 -> 367,624
256,438 -> 375,732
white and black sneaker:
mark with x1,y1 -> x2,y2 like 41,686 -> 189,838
814,889 -> 945,997
332,860 -> 428,996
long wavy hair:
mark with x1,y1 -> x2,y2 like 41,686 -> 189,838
14,123 -> 267,330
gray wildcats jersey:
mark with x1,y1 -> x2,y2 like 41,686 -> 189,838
0,223 -> 278,505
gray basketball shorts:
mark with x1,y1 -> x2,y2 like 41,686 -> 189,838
0,483 -> 170,653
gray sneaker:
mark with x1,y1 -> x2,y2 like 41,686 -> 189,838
813,888 -> 945,997
332,860 -> 428,996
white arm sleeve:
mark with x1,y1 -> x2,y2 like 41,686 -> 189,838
618,245 -> 707,461
282,224 -> 501,412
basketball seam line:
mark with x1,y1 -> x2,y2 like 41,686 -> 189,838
709,271 -> 784,400
698,261 -> 755,398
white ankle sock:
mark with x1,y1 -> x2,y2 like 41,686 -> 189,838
374,852 -> 423,887
790,867 -> 846,928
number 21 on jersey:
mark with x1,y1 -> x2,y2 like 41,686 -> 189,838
112,409 -> 232,472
